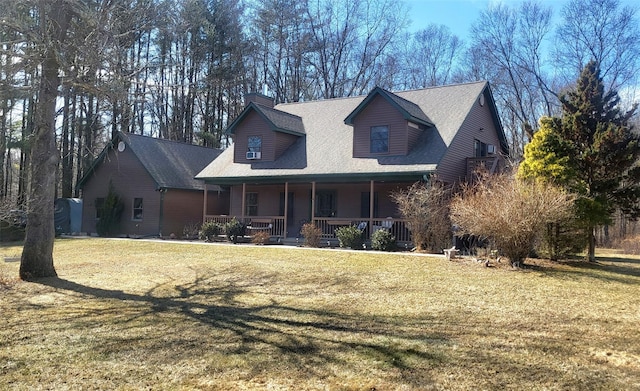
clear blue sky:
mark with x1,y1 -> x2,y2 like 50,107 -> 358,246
404,0 -> 637,41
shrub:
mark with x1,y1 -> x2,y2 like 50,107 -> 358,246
224,218 -> 245,243
199,221 -> 223,241
96,183 -> 124,237
619,234 -> 640,255
300,222 -> 321,247
371,229 -> 396,251
335,225 -> 364,249
450,172 -> 575,267
251,231 -> 271,245
392,180 -> 452,252
182,222 -> 199,239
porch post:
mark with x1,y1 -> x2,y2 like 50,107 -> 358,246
202,184 -> 208,224
241,183 -> 246,221
311,181 -> 316,223
283,182 -> 289,239
369,180 -> 375,234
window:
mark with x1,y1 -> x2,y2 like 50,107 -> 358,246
132,198 -> 143,220
248,136 -> 262,152
360,192 -> 379,218
95,197 -> 105,220
245,192 -> 258,216
370,125 -> 389,153
474,139 -> 488,157
315,190 -> 337,217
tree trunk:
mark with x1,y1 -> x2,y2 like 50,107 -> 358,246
587,226 -> 596,262
20,2 -> 71,280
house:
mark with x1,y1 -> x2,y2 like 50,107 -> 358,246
78,132 -> 227,237
195,81 -> 508,243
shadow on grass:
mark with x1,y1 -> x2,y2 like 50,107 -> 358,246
532,255 -> 640,285
36,274 -> 443,387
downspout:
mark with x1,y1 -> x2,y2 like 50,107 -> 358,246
202,183 -> 208,225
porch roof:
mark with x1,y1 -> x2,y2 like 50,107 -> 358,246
196,81 -> 492,185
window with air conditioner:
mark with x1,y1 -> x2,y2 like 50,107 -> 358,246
247,136 -> 262,159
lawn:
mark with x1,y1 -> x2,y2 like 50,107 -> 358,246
1,238 -> 639,390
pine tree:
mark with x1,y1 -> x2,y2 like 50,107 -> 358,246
556,61 -> 639,261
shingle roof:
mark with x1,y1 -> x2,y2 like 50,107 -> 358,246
80,132 -> 223,191
196,81 -> 501,184
227,102 -> 305,136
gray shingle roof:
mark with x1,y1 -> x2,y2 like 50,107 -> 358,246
196,81 -> 499,184
80,132 -> 223,191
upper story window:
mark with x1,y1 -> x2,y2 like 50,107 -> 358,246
474,139 -> 488,157
248,136 -> 262,152
246,136 -> 262,160
370,125 -> 389,154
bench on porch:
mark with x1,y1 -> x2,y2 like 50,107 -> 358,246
246,218 -> 273,236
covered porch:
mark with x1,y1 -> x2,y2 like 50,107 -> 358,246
202,180 -> 414,244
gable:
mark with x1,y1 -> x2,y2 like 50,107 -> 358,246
78,132 -> 223,191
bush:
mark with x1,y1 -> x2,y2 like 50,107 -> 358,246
619,234 -> 640,255
371,229 -> 396,251
392,180 -> 452,252
300,222 -> 321,247
199,221 -> 223,241
182,222 -> 199,239
96,183 -> 124,237
251,231 -> 271,245
224,218 -> 245,243
450,172 -> 575,267
335,225 -> 364,249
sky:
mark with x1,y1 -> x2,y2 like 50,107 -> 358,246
404,0 -> 638,40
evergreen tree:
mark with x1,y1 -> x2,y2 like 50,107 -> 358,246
522,60 -> 640,262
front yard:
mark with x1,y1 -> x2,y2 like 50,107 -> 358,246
1,238 -> 639,390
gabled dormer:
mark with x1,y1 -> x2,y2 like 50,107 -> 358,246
226,98 -> 305,163
344,87 -> 434,158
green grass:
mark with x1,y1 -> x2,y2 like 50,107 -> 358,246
1,238 -> 639,390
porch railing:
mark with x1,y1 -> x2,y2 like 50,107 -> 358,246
204,215 -> 412,244
204,215 -> 286,238
310,217 -> 411,244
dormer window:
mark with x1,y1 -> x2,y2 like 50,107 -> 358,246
247,136 -> 262,159
370,125 -> 389,153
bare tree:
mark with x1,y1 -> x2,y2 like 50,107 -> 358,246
20,1 -> 73,279
554,0 -> 640,92
407,24 -> 464,88
465,1 -> 556,158
306,0 -> 407,99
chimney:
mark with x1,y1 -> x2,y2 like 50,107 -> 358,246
245,92 -> 274,108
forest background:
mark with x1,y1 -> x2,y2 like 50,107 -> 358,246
0,0 -> 638,242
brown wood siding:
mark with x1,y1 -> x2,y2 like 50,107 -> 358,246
162,189 -> 204,236
233,110 -> 276,162
80,146 -> 161,236
206,189 -> 230,216
275,132 -> 299,157
407,123 -> 423,151
352,95 -> 409,157
436,92 -> 503,184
